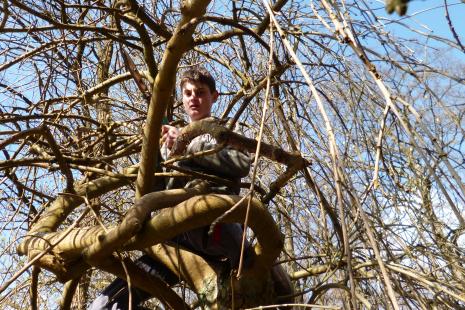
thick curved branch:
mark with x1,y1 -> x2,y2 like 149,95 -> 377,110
17,166 -> 137,253
20,193 -> 284,306
145,243 -> 219,307
135,0 -> 213,198
127,194 -> 283,271
83,184 -> 211,265
19,185 -> 211,263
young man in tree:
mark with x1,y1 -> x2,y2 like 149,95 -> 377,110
89,67 -> 253,309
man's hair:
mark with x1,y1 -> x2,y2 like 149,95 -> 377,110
180,66 -> 216,93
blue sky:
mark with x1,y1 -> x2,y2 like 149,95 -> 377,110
373,0 -> 465,57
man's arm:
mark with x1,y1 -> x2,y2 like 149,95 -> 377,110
181,134 -> 250,180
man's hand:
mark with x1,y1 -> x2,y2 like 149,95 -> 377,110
161,125 -> 180,149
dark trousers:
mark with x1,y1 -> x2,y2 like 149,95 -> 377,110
88,255 -> 178,310
88,223 -> 250,309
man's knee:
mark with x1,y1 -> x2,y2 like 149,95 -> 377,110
271,264 -> 294,303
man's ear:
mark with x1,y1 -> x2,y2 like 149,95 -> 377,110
212,90 -> 219,102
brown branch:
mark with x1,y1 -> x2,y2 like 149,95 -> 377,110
59,278 -> 79,310
29,266 -> 40,310
0,127 -> 44,150
41,126 -> 75,193
444,0 -> 465,54
145,243 -> 219,307
1,125 -> 75,192
10,0 -> 119,34
0,38 -> 103,73
119,45 -> 151,102
168,118 -> 309,203
83,184 -> 211,265
17,166 -> 137,240
126,0 -> 172,39
116,8 -> 158,79
0,112 -> 101,127
135,0 -> 213,198
262,162 -> 302,204
170,118 -> 308,167
127,194 -> 283,272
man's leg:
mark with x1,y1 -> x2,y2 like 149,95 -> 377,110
174,223 -> 252,269
271,264 -> 294,303
88,255 -> 178,310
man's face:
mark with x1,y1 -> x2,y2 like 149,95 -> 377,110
182,81 -> 218,122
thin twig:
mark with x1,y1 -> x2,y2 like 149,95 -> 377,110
0,206 -> 90,296
262,0 -> 357,307
236,20 -> 274,279
443,0 -> 465,54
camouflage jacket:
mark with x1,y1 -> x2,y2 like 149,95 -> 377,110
161,121 -> 252,267
163,122 -> 251,194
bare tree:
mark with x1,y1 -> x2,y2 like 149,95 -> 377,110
1,0 -> 464,309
